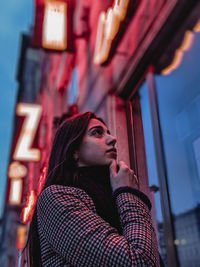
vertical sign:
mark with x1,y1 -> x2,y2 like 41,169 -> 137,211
8,162 -> 27,205
8,103 -> 42,206
94,0 -> 130,65
42,0 -> 67,50
13,103 -> 42,162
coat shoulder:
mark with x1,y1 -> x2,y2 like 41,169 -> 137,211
39,184 -> 95,210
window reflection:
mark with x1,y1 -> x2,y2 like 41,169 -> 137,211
140,82 -> 168,266
140,34 -> 200,267
140,32 -> 200,267
156,32 -> 200,265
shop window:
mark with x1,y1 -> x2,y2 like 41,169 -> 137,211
140,33 -> 200,266
155,33 -> 200,267
139,81 -> 168,266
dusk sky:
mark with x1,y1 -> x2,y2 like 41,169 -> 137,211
0,1 -> 33,217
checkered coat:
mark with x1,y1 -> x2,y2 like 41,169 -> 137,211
37,185 -> 160,266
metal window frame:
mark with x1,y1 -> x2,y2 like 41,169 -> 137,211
146,69 -> 179,266
126,71 -> 180,266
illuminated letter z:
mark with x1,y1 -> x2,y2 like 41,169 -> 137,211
13,103 -> 42,162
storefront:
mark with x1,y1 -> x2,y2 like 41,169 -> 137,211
3,0 -> 200,266
71,0 -> 200,266
140,28 -> 200,266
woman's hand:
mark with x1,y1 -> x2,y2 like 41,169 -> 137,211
109,160 -> 139,191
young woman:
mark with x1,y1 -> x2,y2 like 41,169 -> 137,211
27,111 -> 160,266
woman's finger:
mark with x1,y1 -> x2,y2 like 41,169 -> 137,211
109,160 -> 117,177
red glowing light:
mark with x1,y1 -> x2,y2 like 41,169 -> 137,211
17,226 -> 27,250
22,190 -> 36,223
38,166 -> 47,196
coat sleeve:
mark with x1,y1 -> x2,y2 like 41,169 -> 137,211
37,185 -> 160,267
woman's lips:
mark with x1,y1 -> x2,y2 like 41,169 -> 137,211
106,148 -> 117,158
106,148 -> 117,153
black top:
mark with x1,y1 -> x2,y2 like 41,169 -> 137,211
73,165 -> 151,233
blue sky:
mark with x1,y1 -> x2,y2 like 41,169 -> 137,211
0,1 -> 33,218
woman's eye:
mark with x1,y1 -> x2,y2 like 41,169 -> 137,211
92,129 -> 103,136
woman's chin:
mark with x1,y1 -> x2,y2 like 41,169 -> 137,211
106,151 -> 117,160
105,157 -> 117,165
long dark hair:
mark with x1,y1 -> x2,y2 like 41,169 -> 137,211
27,111 -> 104,266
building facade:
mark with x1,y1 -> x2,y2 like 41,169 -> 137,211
1,0 -> 200,266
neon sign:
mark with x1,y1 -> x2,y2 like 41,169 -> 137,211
42,0 -> 67,50
16,225 -> 27,250
8,103 -> 42,206
94,0 -> 130,65
22,190 -> 37,223
8,161 -> 27,179
38,166 -> 47,195
162,31 -> 194,75
13,103 -> 42,162
8,162 -> 27,205
162,20 -> 200,75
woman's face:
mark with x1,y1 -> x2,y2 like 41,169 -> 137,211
77,118 -> 117,166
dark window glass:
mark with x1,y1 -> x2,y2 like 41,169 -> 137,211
140,32 -> 200,266
155,32 -> 200,267
140,81 -> 168,266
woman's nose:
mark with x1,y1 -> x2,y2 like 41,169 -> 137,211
107,134 -> 117,146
